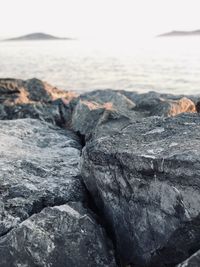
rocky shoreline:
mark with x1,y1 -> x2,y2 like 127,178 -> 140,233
0,78 -> 200,267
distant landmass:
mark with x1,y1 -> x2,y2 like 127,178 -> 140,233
4,32 -> 73,41
157,30 -> 200,37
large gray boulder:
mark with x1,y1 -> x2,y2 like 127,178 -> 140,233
81,113 -> 200,266
0,203 -> 117,267
0,118 -> 85,236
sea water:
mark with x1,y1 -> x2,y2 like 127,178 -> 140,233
0,37 -> 200,95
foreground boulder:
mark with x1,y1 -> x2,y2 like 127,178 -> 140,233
0,118 -> 85,236
0,203 -> 116,267
81,113 -> 200,266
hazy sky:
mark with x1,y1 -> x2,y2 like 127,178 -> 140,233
0,0 -> 200,40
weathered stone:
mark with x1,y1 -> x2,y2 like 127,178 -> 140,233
80,89 -> 136,110
0,78 -> 79,127
70,90 -> 140,137
71,99 -> 139,137
0,100 -> 69,127
0,118 -> 85,236
0,78 -> 77,104
0,203 -> 117,267
120,91 -> 196,116
81,113 -> 200,266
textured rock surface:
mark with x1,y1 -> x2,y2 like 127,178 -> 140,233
0,118 -> 85,236
71,99 -> 140,137
0,100 -> 69,127
0,78 -> 78,126
0,78 -> 77,104
70,90 -> 141,137
0,203 -> 117,267
177,249 -> 200,267
120,91 -> 196,116
81,113 -> 200,266
79,89 -> 136,111
69,90 -> 196,138
1,83 -> 200,267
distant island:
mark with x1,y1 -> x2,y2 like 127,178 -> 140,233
3,32 -> 73,41
157,30 -> 200,37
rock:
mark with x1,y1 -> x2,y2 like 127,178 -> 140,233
80,89 -> 136,111
81,113 -> 200,266
70,91 -> 196,135
0,100 -> 70,127
177,249 -> 200,267
195,101 -> 200,113
72,100 -> 105,136
119,91 -> 196,116
0,118 -> 85,236
0,203 -> 117,267
71,99 -> 139,137
0,78 -> 78,126
0,78 -> 77,104
70,90 -> 140,137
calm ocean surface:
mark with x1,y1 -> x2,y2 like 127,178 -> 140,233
0,37 -> 200,95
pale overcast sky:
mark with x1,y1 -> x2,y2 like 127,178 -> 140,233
0,0 -> 200,40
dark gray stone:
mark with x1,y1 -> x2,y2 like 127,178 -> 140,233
0,78 -> 78,127
0,78 -> 77,104
120,91 -> 196,116
0,202 -> 117,267
70,90 -> 140,137
0,118 -> 85,236
0,100 -> 69,127
81,113 -> 200,267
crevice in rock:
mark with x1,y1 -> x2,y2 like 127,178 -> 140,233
82,183 -> 121,267
76,131 -> 86,147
